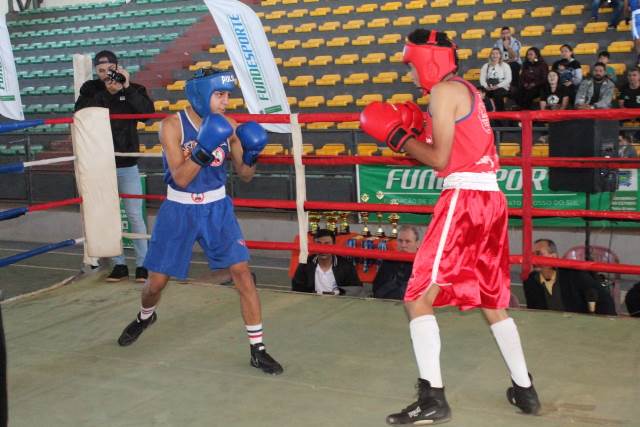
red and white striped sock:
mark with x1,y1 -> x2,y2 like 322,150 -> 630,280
246,324 -> 263,345
139,305 -> 156,321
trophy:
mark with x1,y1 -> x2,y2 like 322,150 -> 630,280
308,211 -> 320,235
326,211 -> 338,233
388,212 -> 400,238
376,212 -> 385,237
339,211 -> 350,234
360,193 -> 371,237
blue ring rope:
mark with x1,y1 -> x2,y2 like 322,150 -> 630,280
0,239 -> 77,268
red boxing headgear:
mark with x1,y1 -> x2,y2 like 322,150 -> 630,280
402,31 -> 458,95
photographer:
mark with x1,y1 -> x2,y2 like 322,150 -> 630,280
74,50 -> 155,283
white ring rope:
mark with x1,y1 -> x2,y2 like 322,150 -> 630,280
23,156 -> 76,167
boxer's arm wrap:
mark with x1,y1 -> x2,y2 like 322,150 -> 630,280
359,102 -> 419,153
190,113 -> 233,167
237,121 -> 268,167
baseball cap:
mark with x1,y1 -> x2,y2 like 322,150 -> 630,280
93,50 -> 118,66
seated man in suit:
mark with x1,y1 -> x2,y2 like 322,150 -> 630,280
372,225 -> 421,300
291,229 -> 362,295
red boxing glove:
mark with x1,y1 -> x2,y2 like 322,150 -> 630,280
398,101 -> 427,143
360,101 -> 419,152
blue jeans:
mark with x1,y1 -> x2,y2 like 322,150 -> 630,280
112,165 -> 148,267
591,0 -> 623,25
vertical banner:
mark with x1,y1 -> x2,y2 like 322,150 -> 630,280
0,14 -> 24,120
204,0 -> 290,133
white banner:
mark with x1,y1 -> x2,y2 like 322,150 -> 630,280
204,0 -> 290,133
0,14 -> 23,120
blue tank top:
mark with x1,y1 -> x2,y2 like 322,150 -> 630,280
163,111 -> 230,193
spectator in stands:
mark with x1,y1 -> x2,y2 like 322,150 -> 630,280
494,26 -> 522,88
575,62 -> 615,109
516,47 -> 548,110
591,0 -> 624,29
523,239 -> 615,315
618,67 -> 640,107
625,281 -> 640,316
539,70 -> 570,110
597,50 -> 617,82
74,50 -> 155,283
552,45 -> 583,102
372,225 -> 420,300
618,132 -> 638,157
480,48 -> 512,111
291,229 -> 362,295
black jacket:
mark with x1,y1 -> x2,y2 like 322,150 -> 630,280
291,255 -> 362,294
523,268 -> 616,315
372,261 -> 412,300
74,79 -> 154,168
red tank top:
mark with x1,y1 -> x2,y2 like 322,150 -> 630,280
435,77 -> 499,178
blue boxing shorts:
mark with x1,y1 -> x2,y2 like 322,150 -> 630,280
143,196 -> 250,279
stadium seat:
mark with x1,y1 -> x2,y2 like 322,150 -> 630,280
261,0 -> 279,6
610,63 -> 627,75
372,71 -> 399,83
283,56 -> 308,67
280,75 -> 288,84
444,30 -> 457,39
484,0 -> 503,4
502,9 -> 525,19
574,43 -> 599,55
532,144 -> 549,157
309,55 -> 333,66
521,26 -> 544,37
356,3 -> 378,13
461,28 -> 486,39
352,35 -> 375,46
344,73 -> 370,84
419,15 -> 442,24
457,0 -> 477,5
381,2 -> 402,12
580,64 -> 590,76
446,12 -> 469,23
405,0 -> 427,10
393,16 -> 416,26
226,98 -> 244,110
265,10 -> 286,19
326,94 -> 354,107
541,44 -> 561,57
343,19 -> 365,30
209,44 -> 226,54
357,143 -> 379,156
307,122 -> 335,130
302,38 -> 325,48
367,18 -> 390,28
310,7 -> 330,16
287,8 -> 308,18
401,71 -> 413,83
552,24 -> 577,35
168,100 -> 189,111
362,53 -> 386,64
166,80 -> 185,91
490,26 -> 514,38
477,47 -> 492,59
356,93 -> 383,106
298,95 -> 325,108
378,33 -> 402,44
327,36 -> 350,47
499,143 -> 520,157
316,143 -> 346,155
338,121 -> 360,130
278,40 -> 301,50
584,22 -> 608,33
608,41 -> 634,53
262,144 -> 285,155
560,4 -> 584,15
389,51 -> 403,62
272,24 -> 294,34
189,61 -> 212,71
388,93 -> 414,103
154,100 -> 170,111
417,95 -> 430,105
283,0 -> 299,4
333,5 -> 354,15
531,6 -> 554,17
295,22 -> 317,33
319,21 -> 340,31
463,68 -> 481,80
457,48 -> 472,60
287,96 -> 298,106
288,75 -> 314,86
316,74 -> 341,85
430,0 -> 451,7
474,10 -> 497,21
335,53 -> 359,64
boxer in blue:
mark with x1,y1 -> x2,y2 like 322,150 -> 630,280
117,68 -> 283,375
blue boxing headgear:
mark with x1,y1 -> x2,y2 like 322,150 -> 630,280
186,68 -> 237,117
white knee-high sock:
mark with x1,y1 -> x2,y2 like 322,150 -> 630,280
409,315 -> 443,388
490,318 -> 532,387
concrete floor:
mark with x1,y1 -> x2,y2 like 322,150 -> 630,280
3,274 -> 638,427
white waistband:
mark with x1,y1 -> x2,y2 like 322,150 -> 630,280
442,172 -> 499,191
166,185 -> 226,204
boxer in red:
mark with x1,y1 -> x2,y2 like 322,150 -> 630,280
360,29 -> 541,424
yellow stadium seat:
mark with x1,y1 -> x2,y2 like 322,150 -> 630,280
282,0 -> 298,4
461,28 -> 486,39
521,25 -> 545,37
265,10 -> 286,19
531,6 -> 554,17
378,33 -> 402,44
287,8 -> 308,18
211,60 -> 231,70
288,75 -> 314,86
327,37 -> 350,47
381,147 -> 403,157
352,35 -> 376,46
302,38 -> 325,48
272,24 -> 294,34
356,3 -> 378,13
274,57 -> 283,65
401,71 -> 413,83
457,48 -> 472,60
344,73 -> 370,85
575,43 -> 599,55
541,44 -> 561,57
405,0 -> 427,10
168,99 -> 190,111
209,44 -> 226,54
356,94 -> 382,106
368,18 -> 390,28
343,19 -> 365,30
430,0 -> 451,7
608,41 -> 634,53
283,56 -> 307,67
446,12 -> 469,23
502,9 -> 525,19
552,24 -> 576,35
417,95 -> 430,105
580,64 -> 590,76
584,22 -> 608,33
560,4 -> 584,15
419,15 -> 442,25
144,144 -> 163,152
337,121 -> 360,130
610,63 -> 626,75
189,60 -> 213,71
617,20 -> 631,31
519,46 -> 531,58
476,47 -> 492,59
154,100 -> 170,111
326,94 -> 354,107
262,144 -> 285,156
445,30 -> 457,40
262,0 -> 279,6
319,21 -> 340,31
226,98 -> 244,110
263,25 -> 271,33
302,144 -> 314,155
388,93 -> 414,103
357,143 -> 379,156
389,51 -> 403,62
310,7 -> 330,16
474,10 -> 497,21
287,96 -> 298,106
277,40 -> 301,50
372,71 -> 399,83
394,16 -> 416,26
269,40 -> 277,48
381,1 -> 402,11
166,80 -> 185,91
333,5 -> 354,15
483,0 -> 502,3
335,53 -> 359,64
280,75 -> 288,84
309,55 -> 333,66
307,122 -> 335,130
256,12 -> 265,19
490,26 -> 514,38
499,143 -> 520,157
362,53 -> 386,64
298,96 -> 325,108
316,143 -> 346,155
532,144 -> 549,157
457,0 -> 477,5
295,22 -> 317,33
316,74 -> 341,86
463,68 -> 481,80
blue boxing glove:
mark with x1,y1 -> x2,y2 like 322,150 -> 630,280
190,113 -> 233,167
236,121 -> 268,167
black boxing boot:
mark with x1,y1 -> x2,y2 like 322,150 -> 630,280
386,379 -> 451,425
506,374 -> 541,415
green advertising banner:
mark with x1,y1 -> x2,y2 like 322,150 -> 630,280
356,165 -> 640,228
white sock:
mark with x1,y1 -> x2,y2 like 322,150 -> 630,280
246,323 -> 263,345
490,318 -> 532,387
139,305 -> 155,321
409,315 -> 443,388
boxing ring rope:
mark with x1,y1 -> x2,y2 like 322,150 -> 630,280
1,109 -> 640,281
